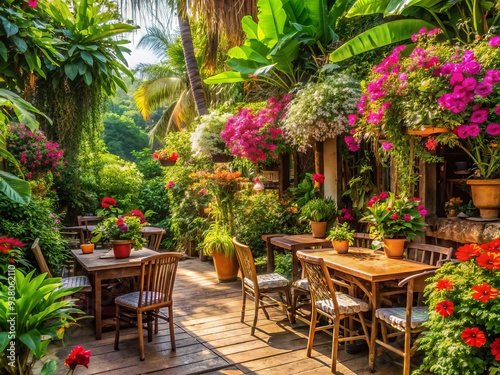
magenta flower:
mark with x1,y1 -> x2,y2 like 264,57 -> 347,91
381,142 -> 393,150
348,114 -> 357,126
379,191 -> 389,199
475,82 -> 493,97
344,135 -> 360,152
28,0 -> 37,7
404,214 -> 411,222
391,213 -> 399,220
462,77 -> 477,91
488,36 -> 500,47
486,123 -> 500,136
495,106 -> 500,116
470,109 -> 489,123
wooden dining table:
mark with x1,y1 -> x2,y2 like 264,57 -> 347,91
71,247 -> 158,339
297,247 -> 437,371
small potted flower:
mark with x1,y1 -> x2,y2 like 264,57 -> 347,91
153,149 -> 179,166
361,191 -> 427,257
299,197 -> 338,238
327,222 -> 355,254
444,197 -> 463,218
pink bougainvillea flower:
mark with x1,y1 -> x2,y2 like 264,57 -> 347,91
488,36 -> 500,47
348,114 -> 357,126
476,251 -> 500,270
472,283 -> 499,302
455,243 -> 482,261
491,338 -> 500,360
381,142 -> 393,150
166,181 -> 175,189
28,0 -> 37,8
312,174 -> 325,184
64,346 -> 91,370
435,300 -> 454,317
101,197 -> 117,209
436,278 -> 453,291
461,327 -> 486,348
344,135 -> 360,152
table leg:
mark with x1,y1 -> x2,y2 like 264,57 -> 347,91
369,282 -> 379,371
94,272 -> 102,340
266,239 -> 275,273
291,250 -> 299,281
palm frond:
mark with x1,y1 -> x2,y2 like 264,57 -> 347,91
133,77 -> 184,119
136,23 -> 178,60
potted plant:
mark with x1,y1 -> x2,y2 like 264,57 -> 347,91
361,191 -> 427,257
417,239 -> 500,375
444,197 -> 464,218
190,111 -> 233,160
327,222 -> 355,254
92,211 -> 148,258
282,73 -> 361,152
153,149 -> 179,166
202,223 -> 239,282
299,197 -> 337,238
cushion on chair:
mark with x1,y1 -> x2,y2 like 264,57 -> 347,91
292,278 -> 309,291
375,306 -> 429,330
60,276 -> 92,292
115,291 -> 165,309
244,273 -> 289,290
316,292 -> 370,316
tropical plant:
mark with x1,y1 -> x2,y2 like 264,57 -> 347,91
202,222 -> 234,257
91,212 -> 148,250
190,111 -> 233,157
282,73 -> 361,151
362,191 -> 427,241
299,197 -> 337,223
0,269 -> 85,375
418,239 -> 500,375
326,222 -> 355,244
0,237 -> 30,282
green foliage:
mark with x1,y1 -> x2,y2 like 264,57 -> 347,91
342,151 -> 378,210
92,215 -> 146,250
300,197 -> 338,223
327,222 -> 355,244
102,113 -> 149,161
274,252 -> 292,280
202,222 -> 235,257
0,269 -> 85,375
289,173 -> 316,206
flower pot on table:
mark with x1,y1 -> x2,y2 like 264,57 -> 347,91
466,179 -> 500,219
383,238 -> 406,258
80,243 -> 94,254
332,240 -> 349,254
111,240 -> 133,259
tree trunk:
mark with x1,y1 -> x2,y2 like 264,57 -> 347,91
178,16 -> 208,116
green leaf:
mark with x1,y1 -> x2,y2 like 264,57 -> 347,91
257,0 -> 288,47
40,360 -> 57,375
204,71 -> 248,84
330,19 -> 436,62
0,41 -> 7,61
0,332 -> 10,352
83,70 -> 93,85
241,16 -> 259,40
347,0 -> 392,17
11,35 -> 27,53
64,63 -> 78,80
1,17 -> 19,37
80,50 -> 94,65
0,170 -> 31,205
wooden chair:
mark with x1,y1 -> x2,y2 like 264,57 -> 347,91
405,242 -> 453,266
141,227 -> 166,251
374,270 -> 436,375
297,251 -> 370,374
31,238 -> 92,306
353,232 -> 373,248
76,215 -> 103,226
232,237 -> 293,335
114,252 -> 181,360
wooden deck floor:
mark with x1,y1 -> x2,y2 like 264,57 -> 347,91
41,257 -> 414,375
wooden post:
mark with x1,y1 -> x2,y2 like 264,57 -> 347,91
279,153 -> 290,198
314,141 -> 324,196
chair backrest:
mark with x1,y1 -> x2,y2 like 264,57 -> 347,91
77,215 -> 103,226
31,238 -> 52,277
142,227 -> 166,251
405,242 -> 453,266
138,252 -> 181,309
297,251 -> 341,317
398,269 -> 436,312
353,232 -> 373,248
232,238 -> 258,289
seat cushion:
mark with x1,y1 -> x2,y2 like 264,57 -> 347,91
292,278 -> 309,291
316,292 -> 370,316
375,306 -> 428,330
61,276 -> 92,292
244,273 -> 289,290
115,291 -> 165,309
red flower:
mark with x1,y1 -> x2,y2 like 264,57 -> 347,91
116,218 -> 124,226
168,152 -> 179,161
312,173 -> 325,184
0,237 -> 25,254
129,209 -> 146,224
481,239 -> 500,251
491,338 -> 500,360
64,346 -> 91,370
436,278 -> 454,291
101,197 -> 117,209
391,213 -> 399,220
455,243 -> 482,261
435,300 -> 454,317
425,136 -> 438,150
476,251 -> 500,269
461,327 -> 486,347
472,283 -> 499,302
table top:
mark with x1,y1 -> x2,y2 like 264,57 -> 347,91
71,248 -> 158,271
270,234 -> 332,250
298,247 -> 437,282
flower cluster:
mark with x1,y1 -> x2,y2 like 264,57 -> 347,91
282,73 -> 361,151
191,111 -> 233,157
419,239 -> 500,374
221,95 -> 290,163
337,207 -> 356,224
6,123 -> 66,180
0,236 -> 29,278
362,191 -> 427,240
64,345 -> 91,372
91,211 -> 147,250
153,150 -> 179,162
444,197 -> 463,214
95,196 -> 122,218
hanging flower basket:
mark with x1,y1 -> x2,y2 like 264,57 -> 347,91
211,154 -> 234,163
407,127 -> 451,136
159,159 -> 177,167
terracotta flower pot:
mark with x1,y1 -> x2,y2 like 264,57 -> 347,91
407,127 -> 450,136
111,240 -> 133,259
310,221 -> 327,238
211,252 -> 239,282
332,240 -> 349,254
383,238 -> 406,258
467,179 -> 500,219
80,243 -> 94,254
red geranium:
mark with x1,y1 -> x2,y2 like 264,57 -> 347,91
476,251 -> 500,269
101,197 -> 117,209
127,209 -> 147,224
436,278 -> 453,291
455,243 -> 482,262
0,237 -> 25,254
472,283 -> 498,302
490,338 -> 500,360
312,173 -> 325,184
64,345 -> 91,370
435,300 -> 454,317
168,152 -> 179,161
461,327 -> 486,348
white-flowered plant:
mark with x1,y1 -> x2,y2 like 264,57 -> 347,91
282,73 -> 361,151
191,112 -> 233,157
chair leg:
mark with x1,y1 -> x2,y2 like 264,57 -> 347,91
137,311 -> 145,361
147,313 -> 153,343
251,293 -> 260,335
168,305 -> 176,351
114,305 -> 121,350
260,296 -> 270,320
306,309 -> 318,357
240,288 -> 247,323
154,308 -> 159,334
291,291 -> 299,322
403,329 -> 412,375
331,317 -> 340,374
285,288 -> 294,324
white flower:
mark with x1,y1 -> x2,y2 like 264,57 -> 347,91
191,112 -> 232,157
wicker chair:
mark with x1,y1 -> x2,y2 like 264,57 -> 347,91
374,270 -> 436,375
232,238 -> 293,335
297,251 -> 370,374
114,252 -> 181,360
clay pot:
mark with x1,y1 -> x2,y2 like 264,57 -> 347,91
211,252 -> 239,282
407,127 -> 450,136
332,240 -> 349,254
383,238 -> 406,258
111,240 -> 133,259
310,221 -> 327,238
467,179 -> 500,219
80,243 -> 94,254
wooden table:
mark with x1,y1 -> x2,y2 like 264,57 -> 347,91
265,234 -> 331,280
71,248 -> 158,339
297,247 -> 437,371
